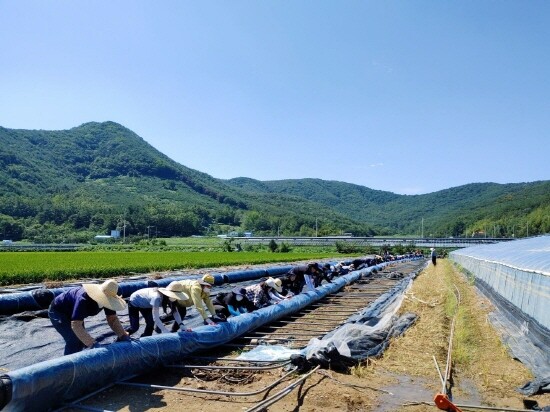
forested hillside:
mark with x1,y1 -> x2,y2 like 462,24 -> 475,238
227,178 -> 550,237
0,122 -> 372,242
1,121 -> 548,242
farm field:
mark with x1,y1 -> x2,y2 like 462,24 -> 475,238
60,259 -> 550,411
0,250 -> 337,285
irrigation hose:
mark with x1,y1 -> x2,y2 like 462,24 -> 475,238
55,381 -> 119,412
404,401 -> 536,412
116,367 -> 298,397
245,365 -> 321,412
183,356 -> 288,363
165,361 -> 291,371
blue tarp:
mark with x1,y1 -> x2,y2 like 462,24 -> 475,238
0,267 -> 375,412
0,266 -> 294,316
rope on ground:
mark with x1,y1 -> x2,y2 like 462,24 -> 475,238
433,282 -> 463,412
404,292 -> 438,307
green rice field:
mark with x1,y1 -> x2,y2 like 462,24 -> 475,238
0,251 -> 338,286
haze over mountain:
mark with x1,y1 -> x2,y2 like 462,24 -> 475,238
1,122 -> 548,242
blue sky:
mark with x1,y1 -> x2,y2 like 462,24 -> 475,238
1,1 -> 548,195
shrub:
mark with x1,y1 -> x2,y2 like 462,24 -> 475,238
268,239 -> 278,252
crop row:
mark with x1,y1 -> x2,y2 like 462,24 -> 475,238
0,251 -> 336,286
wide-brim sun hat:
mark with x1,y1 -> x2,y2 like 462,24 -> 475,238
266,277 -> 283,293
83,279 -> 127,311
198,274 -> 215,287
159,281 -> 190,301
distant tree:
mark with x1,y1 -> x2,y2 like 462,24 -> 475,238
268,239 -> 278,252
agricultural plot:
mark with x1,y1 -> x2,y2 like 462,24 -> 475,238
0,251 -> 336,285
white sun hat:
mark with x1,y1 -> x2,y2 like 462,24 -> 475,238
159,282 -> 189,301
266,277 -> 283,293
82,279 -> 127,311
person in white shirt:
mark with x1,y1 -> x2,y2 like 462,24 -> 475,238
126,282 -> 189,336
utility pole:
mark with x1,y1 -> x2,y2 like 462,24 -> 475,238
421,218 -> 424,238
315,218 -> 318,237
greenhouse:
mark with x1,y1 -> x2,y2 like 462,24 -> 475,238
450,236 -> 550,394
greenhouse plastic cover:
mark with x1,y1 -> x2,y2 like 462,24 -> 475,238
303,266 -> 422,367
0,264 -> 385,412
450,236 -> 550,395
450,235 -> 550,276
450,236 -> 550,331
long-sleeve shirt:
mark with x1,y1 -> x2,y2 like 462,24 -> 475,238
176,280 -> 216,320
213,292 -> 251,316
267,289 -> 286,303
129,287 -> 182,333
49,287 -> 122,346
245,284 -> 270,309
303,274 -> 316,292
50,287 -> 116,320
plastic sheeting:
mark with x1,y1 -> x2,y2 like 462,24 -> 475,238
450,236 -> 550,329
303,266 -> 422,368
0,265 -> 294,316
0,266 -> 378,412
450,236 -> 550,395
450,236 -> 550,334
0,265 -> 299,372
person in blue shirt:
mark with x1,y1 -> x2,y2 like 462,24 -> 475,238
48,279 -> 130,355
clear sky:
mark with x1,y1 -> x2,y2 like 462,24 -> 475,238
1,1 -> 548,195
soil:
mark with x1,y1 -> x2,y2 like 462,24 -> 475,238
66,259 -> 550,411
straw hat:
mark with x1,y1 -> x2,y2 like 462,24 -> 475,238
266,277 -> 283,293
198,274 -> 215,287
159,282 -> 189,301
83,279 -> 127,311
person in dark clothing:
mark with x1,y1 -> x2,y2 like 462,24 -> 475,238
48,279 -> 130,355
351,258 -> 371,270
316,263 -> 335,286
281,263 -> 322,295
431,248 -> 437,265
212,287 -> 254,317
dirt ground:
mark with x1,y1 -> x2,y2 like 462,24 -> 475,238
73,259 -> 550,412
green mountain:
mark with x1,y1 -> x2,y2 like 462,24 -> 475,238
226,177 -> 550,237
1,121 -> 548,242
0,122 -> 372,241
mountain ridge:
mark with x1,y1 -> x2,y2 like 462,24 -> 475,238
1,121 -> 548,241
